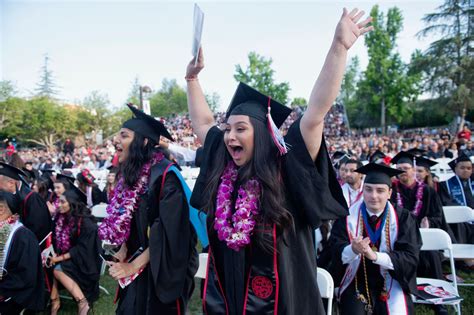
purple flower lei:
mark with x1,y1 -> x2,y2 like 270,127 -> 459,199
394,180 -> 424,217
214,162 -> 261,251
54,213 -> 75,253
98,152 -> 164,245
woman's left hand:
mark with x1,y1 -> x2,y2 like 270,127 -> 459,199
334,8 -> 373,50
108,262 -> 137,280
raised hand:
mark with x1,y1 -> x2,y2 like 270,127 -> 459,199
334,8 -> 373,50
186,47 -> 204,80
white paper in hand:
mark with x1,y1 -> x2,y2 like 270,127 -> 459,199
192,3 -> 204,65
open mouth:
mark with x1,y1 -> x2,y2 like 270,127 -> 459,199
228,145 -> 244,160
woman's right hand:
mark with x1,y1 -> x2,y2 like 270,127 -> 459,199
186,47 -> 204,80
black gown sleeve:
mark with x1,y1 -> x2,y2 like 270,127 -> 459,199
23,193 -> 52,243
0,227 -> 46,311
190,126 -> 224,210
149,172 -> 198,304
387,209 -> 422,294
326,217 -> 350,285
283,118 -> 348,229
438,181 -> 457,206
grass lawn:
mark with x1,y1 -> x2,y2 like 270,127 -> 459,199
44,268 -> 473,314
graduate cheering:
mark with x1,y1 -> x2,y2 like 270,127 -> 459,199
49,184 -> 102,315
98,104 -> 198,315
330,163 -> 422,315
185,8 -> 372,314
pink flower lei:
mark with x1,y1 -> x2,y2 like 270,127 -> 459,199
54,213 -> 75,253
394,179 -> 424,217
214,162 -> 261,251
98,152 -> 164,245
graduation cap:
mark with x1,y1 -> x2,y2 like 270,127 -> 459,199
448,153 -> 472,171
64,184 -> 87,205
391,151 -> 416,166
107,165 -> 119,174
77,169 -> 95,185
40,169 -> 55,178
56,173 -> 76,185
406,148 -> 426,157
356,163 -> 404,187
0,162 -> 28,181
122,104 -> 173,143
332,151 -> 346,161
415,156 -> 438,169
226,82 -> 292,155
368,150 -> 386,164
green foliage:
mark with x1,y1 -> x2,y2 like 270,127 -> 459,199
149,79 -> 188,117
291,97 -> 307,108
351,5 -> 422,129
206,92 -> 221,112
339,56 -> 360,115
35,54 -> 59,98
0,80 -> 17,101
234,52 -> 290,104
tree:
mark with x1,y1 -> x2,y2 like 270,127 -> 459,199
338,56 -> 360,108
149,79 -> 188,117
234,52 -> 290,104
127,76 -> 141,105
82,90 -> 115,136
291,97 -> 307,108
415,0 -> 473,123
206,92 -> 221,112
0,80 -> 17,101
354,6 -> 422,131
35,54 -> 59,98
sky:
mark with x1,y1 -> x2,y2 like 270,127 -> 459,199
1,0 -> 442,111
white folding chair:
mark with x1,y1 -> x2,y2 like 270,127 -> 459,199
414,228 -> 461,315
195,253 -> 208,279
91,203 -> 108,221
317,267 -> 334,315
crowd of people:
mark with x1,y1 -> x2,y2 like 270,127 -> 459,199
0,8 -> 472,315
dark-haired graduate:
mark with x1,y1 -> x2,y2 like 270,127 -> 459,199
98,104 -> 198,315
185,8 -> 372,314
48,185 -> 102,315
329,163 -> 421,315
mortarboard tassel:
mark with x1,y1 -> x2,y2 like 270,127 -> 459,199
266,97 -> 288,156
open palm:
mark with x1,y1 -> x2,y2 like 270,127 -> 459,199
335,8 -> 373,50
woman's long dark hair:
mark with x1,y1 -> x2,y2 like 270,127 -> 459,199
62,190 -> 94,238
120,132 -> 157,188
204,116 -> 293,250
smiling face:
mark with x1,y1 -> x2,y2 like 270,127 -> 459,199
59,195 -> 70,214
115,128 -> 135,164
223,115 -> 255,167
363,183 -> 391,214
53,182 -> 66,197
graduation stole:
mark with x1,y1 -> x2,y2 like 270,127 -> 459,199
446,175 -> 474,206
338,201 -> 409,315
342,183 -> 363,207
0,217 -> 23,280
203,224 -> 279,315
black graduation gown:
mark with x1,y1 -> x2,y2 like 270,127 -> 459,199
53,216 -> 102,303
329,206 -> 421,315
390,183 -> 450,280
190,118 -> 348,315
115,160 -> 198,315
438,180 -> 474,244
91,186 -> 105,206
147,171 -> 198,314
17,184 -> 52,243
0,226 -> 46,312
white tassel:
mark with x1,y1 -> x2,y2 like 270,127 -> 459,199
266,97 -> 288,156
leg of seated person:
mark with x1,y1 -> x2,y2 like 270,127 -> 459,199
53,269 -> 90,315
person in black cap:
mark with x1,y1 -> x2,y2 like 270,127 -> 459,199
390,151 -> 454,314
0,191 -> 46,314
0,162 -> 52,244
368,149 -> 387,164
22,161 -> 39,186
438,154 -> 474,246
329,163 -> 421,315
46,173 -> 75,216
185,8 -> 371,314
39,168 -> 56,202
414,155 -> 439,191
76,169 -> 104,207
98,104 -> 198,315
101,166 -> 118,203
47,184 -> 101,315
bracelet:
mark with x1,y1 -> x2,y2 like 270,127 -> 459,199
185,75 -> 198,82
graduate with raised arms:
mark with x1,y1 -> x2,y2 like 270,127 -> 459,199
186,7 -> 372,314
